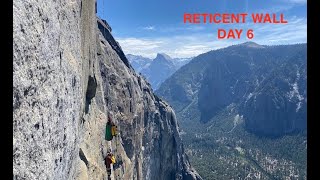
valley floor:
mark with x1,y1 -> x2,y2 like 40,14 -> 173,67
178,104 -> 307,180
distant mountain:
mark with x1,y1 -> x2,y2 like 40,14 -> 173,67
156,42 -> 307,137
126,54 -> 152,72
172,57 -> 193,68
127,53 -> 192,90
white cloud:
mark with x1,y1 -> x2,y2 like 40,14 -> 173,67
171,42 -> 231,58
117,35 -> 238,58
142,26 -> 155,31
117,37 -> 164,58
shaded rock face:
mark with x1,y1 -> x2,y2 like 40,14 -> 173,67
156,43 -> 306,137
240,51 -> 307,137
13,0 -> 201,179
197,53 -> 251,122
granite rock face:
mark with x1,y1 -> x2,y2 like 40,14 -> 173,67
13,0 -> 201,179
13,0 -> 84,179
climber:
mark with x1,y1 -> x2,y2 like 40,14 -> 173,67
104,150 -> 116,180
105,114 -> 114,141
104,151 -> 113,180
105,113 -> 118,141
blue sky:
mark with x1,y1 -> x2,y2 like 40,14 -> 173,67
97,0 -> 306,58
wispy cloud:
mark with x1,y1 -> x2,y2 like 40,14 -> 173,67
117,16 -> 306,58
256,5 -> 295,13
287,0 -> 307,4
252,16 -> 307,44
157,25 -> 206,33
256,0 -> 306,14
117,37 -> 164,58
117,35 -> 238,58
142,26 -> 156,31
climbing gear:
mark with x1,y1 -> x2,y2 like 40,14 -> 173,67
111,155 -> 116,164
111,125 -> 118,136
105,123 -> 113,141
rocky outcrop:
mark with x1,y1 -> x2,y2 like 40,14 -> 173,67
13,0 -> 201,179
